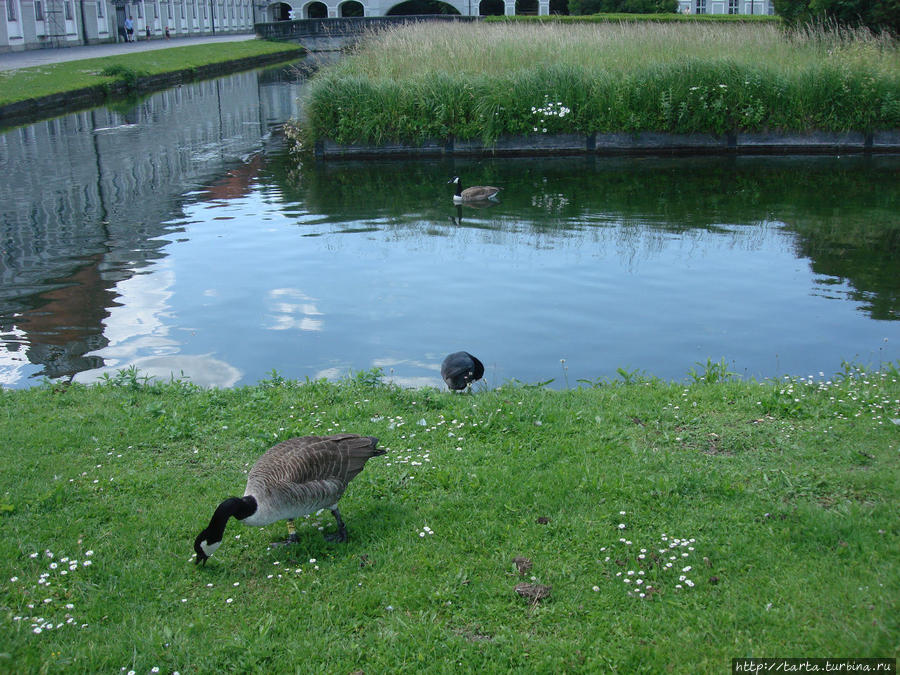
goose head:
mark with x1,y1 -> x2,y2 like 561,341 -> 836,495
193,531 -> 222,565
193,496 -> 256,565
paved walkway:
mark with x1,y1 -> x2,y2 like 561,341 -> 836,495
0,33 -> 257,72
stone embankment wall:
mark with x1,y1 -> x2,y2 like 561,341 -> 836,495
315,130 -> 900,159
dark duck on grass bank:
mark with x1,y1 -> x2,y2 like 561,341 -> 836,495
194,434 -> 384,564
441,351 -> 485,391
448,176 -> 502,204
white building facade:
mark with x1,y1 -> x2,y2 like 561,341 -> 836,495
1,0 -> 261,51
677,0 -> 774,15
2,0 -> 776,51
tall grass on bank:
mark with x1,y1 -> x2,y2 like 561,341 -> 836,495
301,22 -> 899,145
1,364 -> 898,671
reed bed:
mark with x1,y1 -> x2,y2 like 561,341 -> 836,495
301,22 -> 900,145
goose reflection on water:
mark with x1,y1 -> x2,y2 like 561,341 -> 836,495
450,200 -> 500,227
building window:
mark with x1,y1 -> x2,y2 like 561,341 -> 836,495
35,0 -> 44,20
728,0 -> 737,12
97,0 -> 104,17
7,0 -> 16,21
154,0 -> 158,17
64,0 -> 73,19
695,0 -> 706,13
137,1 -> 143,17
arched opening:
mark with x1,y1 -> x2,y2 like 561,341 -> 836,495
478,0 -> 503,14
515,0 -> 537,13
340,0 -> 364,15
549,0 -> 567,13
386,0 -> 460,14
269,1 -> 292,19
305,1 -> 327,16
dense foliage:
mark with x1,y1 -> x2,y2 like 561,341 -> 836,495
568,0 -> 677,15
773,0 -> 900,34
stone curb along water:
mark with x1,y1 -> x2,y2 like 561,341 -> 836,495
315,129 -> 900,159
0,49 -> 304,129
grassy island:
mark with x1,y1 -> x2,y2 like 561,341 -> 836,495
1,365 -> 898,671
299,22 -> 900,147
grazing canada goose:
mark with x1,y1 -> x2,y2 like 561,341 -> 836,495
448,176 -> 502,203
194,434 -> 384,564
441,351 -> 485,391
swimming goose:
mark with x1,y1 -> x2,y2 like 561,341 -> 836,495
194,434 -> 384,564
441,351 -> 485,391
449,176 -> 502,203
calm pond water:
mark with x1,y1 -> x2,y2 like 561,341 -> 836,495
1,60 -> 899,389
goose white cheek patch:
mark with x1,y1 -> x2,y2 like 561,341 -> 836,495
201,540 -> 222,558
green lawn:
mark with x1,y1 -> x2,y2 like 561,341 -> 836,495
1,365 -> 897,672
0,40 -> 304,107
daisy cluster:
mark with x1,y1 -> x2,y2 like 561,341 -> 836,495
370,412 -> 475,471
759,368 -> 899,426
63,446 -> 134,491
530,96 -> 572,134
598,513 -> 701,600
9,548 -> 95,634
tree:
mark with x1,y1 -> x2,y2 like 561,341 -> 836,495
773,0 -> 900,34
568,0 -> 677,15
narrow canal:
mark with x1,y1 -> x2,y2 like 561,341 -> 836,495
1,59 -> 898,388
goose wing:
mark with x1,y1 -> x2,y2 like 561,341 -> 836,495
245,435 -> 382,518
461,186 -> 501,200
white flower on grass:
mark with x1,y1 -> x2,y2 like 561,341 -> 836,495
10,576 -> 18,582
685,579 -> 694,587
226,598 -> 233,604
618,523 -> 626,530
592,586 -> 600,592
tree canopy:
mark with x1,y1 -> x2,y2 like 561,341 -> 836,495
773,0 -> 899,34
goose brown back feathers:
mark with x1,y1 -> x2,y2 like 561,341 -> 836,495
242,434 -> 384,527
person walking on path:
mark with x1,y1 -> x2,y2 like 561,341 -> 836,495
124,16 -> 134,42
